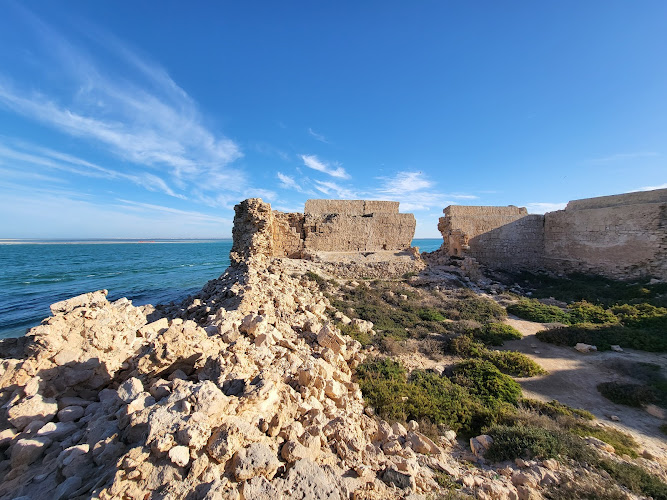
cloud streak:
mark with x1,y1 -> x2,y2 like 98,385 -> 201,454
300,154 -> 349,179
0,7 -> 244,197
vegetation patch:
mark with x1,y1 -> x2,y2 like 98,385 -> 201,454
597,382 -> 657,407
513,271 -> 667,308
597,459 -> 667,500
356,358 -> 511,437
518,399 -> 594,420
536,323 -> 667,352
471,322 -> 522,345
507,299 -> 572,324
485,424 -> 591,462
449,335 -> 545,377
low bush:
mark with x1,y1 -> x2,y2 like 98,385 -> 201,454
448,290 -> 507,323
448,335 -> 545,377
451,359 -> 522,406
355,358 -> 507,437
569,424 -> 638,458
485,424 -> 592,462
519,399 -> 594,420
597,459 -> 667,500
568,301 -> 619,324
472,323 -> 522,345
536,323 -> 667,352
485,350 -> 546,377
507,299 -> 572,324
512,271 -> 667,308
597,382 -> 657,407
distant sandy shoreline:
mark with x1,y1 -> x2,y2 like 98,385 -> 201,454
0,239 -> 232,245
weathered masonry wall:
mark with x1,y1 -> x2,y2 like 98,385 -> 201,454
231,198 -> 416,264
437,189 -> 667,280
543,190 -> 667,279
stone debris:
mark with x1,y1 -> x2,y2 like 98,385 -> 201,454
574,343 -> 597,353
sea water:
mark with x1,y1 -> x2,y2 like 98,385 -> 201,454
0,238 -> 442,338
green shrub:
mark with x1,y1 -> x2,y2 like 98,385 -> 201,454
355,358 -> 506,437
451,291 -> 507,323
597,382 -> 657,407
418,308 -> 447,322
519,399 -> 594,420
512,271 -> 667,307
597,459 -> 667,500
485,350 -> 546,377
451,359 -> 522,406
485,424 -> 592,462
507,299 -> 572,324
568,301 -> 619,325
473,323 -> 522,345
570,425 -> 639,458
536,323 -> 667,352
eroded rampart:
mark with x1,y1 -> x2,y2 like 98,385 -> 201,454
230,198 -> 417,265
436,189 -> 667,280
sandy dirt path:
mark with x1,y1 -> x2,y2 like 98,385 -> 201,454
502,315 -> 667,459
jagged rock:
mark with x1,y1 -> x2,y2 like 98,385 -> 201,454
54,476 -> 83,500
169,445 -> 190,467
11,437 -> 52,467
232,442 -> 280,481
280,459 -> 339,499
50,290 -> 109,314
117,377 -> 144,402
574,343 -> 597,353
36,421 -> 78,440
7,394 -> 58,430
470,434 -> 494,458
382,467 -> 416,490
57,405 -> 84,422
406,431 -> 439,454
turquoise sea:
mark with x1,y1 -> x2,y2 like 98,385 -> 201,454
0,238 -> 442,339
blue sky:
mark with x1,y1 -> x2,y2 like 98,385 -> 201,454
0,1 -> 665,238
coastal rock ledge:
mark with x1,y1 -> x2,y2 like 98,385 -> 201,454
0,198 -> 589,499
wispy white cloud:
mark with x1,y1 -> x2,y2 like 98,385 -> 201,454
0,8 -> 245,197
378,171 -> 432,194
0,191 -> 231,238
525,202 -> 567,214
277,172 -> 306,192
0,139 -> 185,198
300,154 -> 349,179
588,152 -> 659,164
313,180 -> 356,199
372,170 -> 474,212
308,128 -> 329,143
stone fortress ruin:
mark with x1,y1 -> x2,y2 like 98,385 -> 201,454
436,188 -> 667,280
230,198 -> 417,261
232,188 -> 666,281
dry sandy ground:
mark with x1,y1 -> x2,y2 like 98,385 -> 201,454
502,315 -> 667,459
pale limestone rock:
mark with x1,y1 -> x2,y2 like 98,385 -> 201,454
54,476 -> 83,500
169,445 -> 190,467
7,394 -> 58,430
470,434 -> 494,458
232,442 -> 280,481
117,377 -> 144,403
50,289 -> 108,314
11,437 -> 52,467
406,431 -> 439,455
57,405 -> 84,422
574,343 -> 597,353
36,421 -> 78,440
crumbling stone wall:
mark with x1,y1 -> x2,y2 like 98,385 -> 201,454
231,198 -> 416,263
436,189 -> 667,280
543,190 -> 667,279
